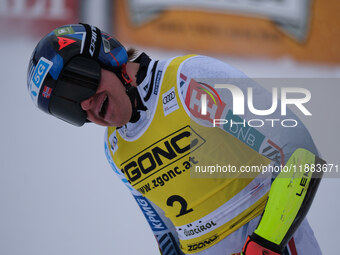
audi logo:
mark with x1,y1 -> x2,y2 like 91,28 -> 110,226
163,91 -> 175,104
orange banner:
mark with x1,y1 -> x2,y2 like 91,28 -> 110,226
113,0 -> 340,64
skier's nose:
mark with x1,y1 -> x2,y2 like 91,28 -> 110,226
81,96 -> 93,111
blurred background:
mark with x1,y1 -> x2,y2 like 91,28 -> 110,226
1,0 -> 340,254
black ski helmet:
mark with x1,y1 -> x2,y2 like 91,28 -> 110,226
27,23 -> 131,126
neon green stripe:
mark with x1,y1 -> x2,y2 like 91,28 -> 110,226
254,148 -> 315,245
198,87 -> 217,105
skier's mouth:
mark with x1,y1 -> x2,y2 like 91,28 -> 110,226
99,95 -> 109,118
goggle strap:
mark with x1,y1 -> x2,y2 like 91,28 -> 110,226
121,63 -> 133,84
80,23 -> 102,59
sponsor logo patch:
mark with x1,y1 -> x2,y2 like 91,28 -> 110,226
134,195 -> 167,231
29,57 -> 53,105
187,234 -> 219,252
120,126 -> 205,185
42,86 -> 52,99
102,37 -> 111,53
54,26 -> 75,37
185,79 -> 225,123
223,110 -> 265,152
153,70 -> 162,95
89,25 -> 97,56
57,36 -> 76,50
162,87 -> 179,116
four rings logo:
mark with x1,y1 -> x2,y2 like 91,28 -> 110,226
163,91 -> 175,104
162,87 -> 179,116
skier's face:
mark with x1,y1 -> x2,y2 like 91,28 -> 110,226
80,69 -> 132,127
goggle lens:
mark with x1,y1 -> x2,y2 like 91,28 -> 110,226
49,56 -> 101,126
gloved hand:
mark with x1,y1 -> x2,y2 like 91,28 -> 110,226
241,234 -> 282,255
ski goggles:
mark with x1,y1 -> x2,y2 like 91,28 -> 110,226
49,56 -> 101,126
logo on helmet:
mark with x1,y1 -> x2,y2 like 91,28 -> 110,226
57,37 -> 76,50
89,25 -> 97,56
42,86 -> 52,99
29,57 -> 53,105
54,26 -> 75,37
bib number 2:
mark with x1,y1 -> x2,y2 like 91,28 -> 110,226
167,195 -> 193,217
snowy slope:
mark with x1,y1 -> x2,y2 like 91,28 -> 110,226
0,36 -> 339,255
